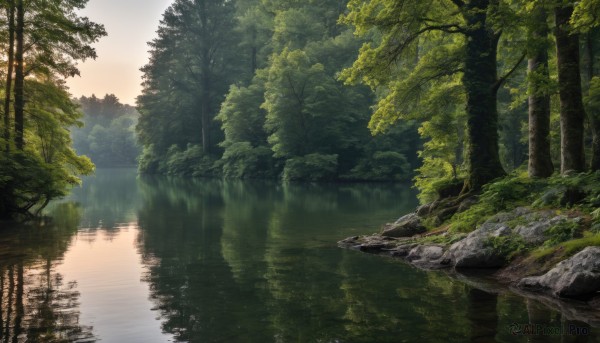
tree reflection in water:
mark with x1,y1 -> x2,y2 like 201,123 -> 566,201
0,203 -> 94,342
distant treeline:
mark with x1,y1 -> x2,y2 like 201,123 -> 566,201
72,94 -> 140,167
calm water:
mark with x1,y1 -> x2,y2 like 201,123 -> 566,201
1,168 -> 599,343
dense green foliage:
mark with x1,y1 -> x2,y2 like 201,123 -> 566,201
0,0 -> 105,219
72,94 -> 140,167
135,0 -> 599,192
137,0 -> 422,181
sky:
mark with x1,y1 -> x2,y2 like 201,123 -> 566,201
65,0 -> 174,105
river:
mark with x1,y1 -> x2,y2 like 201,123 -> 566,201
0,168 -> 598,342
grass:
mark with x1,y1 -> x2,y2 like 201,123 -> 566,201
532,231 -> 600,260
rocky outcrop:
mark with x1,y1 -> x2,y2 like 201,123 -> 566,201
517,247 -> 600,299
338,205 -> 596,303
381,213 -> 426,237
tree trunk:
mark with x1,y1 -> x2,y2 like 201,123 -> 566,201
14,0 -> 25,151
199,0 -> 211,155
3,1 -> 15,153
527,5 -> 554,177
585,30 -> 600,171
462,0 -> 505,192
555,4 -> 586,174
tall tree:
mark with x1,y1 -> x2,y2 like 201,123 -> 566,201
527,4 -> 554,177
137,0 -> 238,158
342,0 -> 527,192
13,0 -> 24,150
2,0 -> 15,152
554,2 -> 586,173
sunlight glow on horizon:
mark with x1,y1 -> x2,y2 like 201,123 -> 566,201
65,0 -> 174,106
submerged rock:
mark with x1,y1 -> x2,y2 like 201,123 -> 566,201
381,213 -> 426,238
518,247 -> 600,298
406,245 -> 447,269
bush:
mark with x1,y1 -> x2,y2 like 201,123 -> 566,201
219,142 -> 278,179
283,153 -> 338,181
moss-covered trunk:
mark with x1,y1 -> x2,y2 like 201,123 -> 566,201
554,4 -> 586,174
462,0 -> 505,192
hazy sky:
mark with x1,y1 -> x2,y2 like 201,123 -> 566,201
65,0 -> 174,105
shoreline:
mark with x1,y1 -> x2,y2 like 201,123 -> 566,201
338,190 -> 600,325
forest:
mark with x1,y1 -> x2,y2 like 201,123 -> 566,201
135,0 -> 600,197
1,0 -> 600,218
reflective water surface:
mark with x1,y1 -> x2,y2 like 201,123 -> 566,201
1,168 -> 599,342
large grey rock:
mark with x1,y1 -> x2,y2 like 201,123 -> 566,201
381,213 -> 426,238
446,221 -> 512,268
518,247 -> 600,298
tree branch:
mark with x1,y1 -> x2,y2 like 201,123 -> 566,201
494,51 -> 526,92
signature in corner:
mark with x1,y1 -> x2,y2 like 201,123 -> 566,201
509,323 -> 522,336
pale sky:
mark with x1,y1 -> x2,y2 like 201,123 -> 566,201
65,0 -> 174,105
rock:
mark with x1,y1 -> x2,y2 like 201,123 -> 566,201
389,243 -> 418,257
446,223 -> 512,268
517,247 -> 600,298
381,213 -> 426,237
337,236 -> 362,249
404,245 -> 448,269
514,215 -> 569,244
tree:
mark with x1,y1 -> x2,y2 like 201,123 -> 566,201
572,0 -> 600,171
554,2 -> 587,173
0,0 -> 105,218
526,3 -> 554,177
342,0 -> 528,192
2,0 -> 15,152
137,0 -> 239,160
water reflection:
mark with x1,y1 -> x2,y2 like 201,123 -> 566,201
0,204 -> 94,342
2,169 -> 600,342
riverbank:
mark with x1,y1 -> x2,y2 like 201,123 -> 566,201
339,171 -> 600,306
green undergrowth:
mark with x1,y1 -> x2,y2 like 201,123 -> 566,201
449,171 -> 546,232
485,235 -> 529,260
446,171 -> 600,233
411,171 -> 600,264
532,231 -> 600,261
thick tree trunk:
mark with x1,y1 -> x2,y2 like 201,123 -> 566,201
14,0 -> 25,151
3,1 -> 15,153
462,0 -> 505,192
527,6 -> 554,177
555,4 -> 586,173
